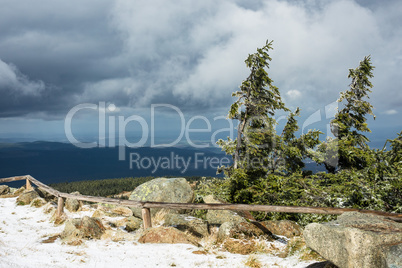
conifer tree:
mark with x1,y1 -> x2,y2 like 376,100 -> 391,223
218,40 -> 321,184
217,40 -> 288,176
314,56 -> 376,172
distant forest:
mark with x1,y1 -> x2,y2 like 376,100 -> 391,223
50,176 -> 211,197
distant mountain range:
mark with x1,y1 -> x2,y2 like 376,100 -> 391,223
0,141 -> 228,185
0,141 -> 326,186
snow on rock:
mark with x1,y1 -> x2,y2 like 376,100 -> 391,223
0,197 -> 316,267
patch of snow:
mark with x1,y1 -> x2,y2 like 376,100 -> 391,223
0,197 -> 316,267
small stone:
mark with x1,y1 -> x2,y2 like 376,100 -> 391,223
101,229 -> 136,242
92,209 -> 105,218
138,226 -> 200,246
192,250 -> 207,255
111,206 -> 133,217
222,238 -> 259,255
0,185 -> 10,195
261,220 -> 302,238
43,202 -> 56,214
30,197 -> 47,208
61,216 -> 106,241
163,213 -> 209,237
16,190 -> 40,205
217,221 -> 275,243
125,216 -> 143,232
65,192 -> 82,212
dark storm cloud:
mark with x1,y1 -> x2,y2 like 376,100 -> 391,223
0,0 -> 125,117
0,0 -> 401,120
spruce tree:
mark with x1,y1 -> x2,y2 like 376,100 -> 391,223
217,40 -> 288,177
314,56 -> 376,172
217,41 -> 321,203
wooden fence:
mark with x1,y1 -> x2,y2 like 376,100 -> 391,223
1,175 -> 401,229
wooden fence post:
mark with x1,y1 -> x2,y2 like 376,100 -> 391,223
26,178 -> 33,191
142,208 -> 152,229
57,197 -> 64,217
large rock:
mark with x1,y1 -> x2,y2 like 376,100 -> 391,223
13,187 -> 25,196
101,229 -> 136,242
111,206 -> 133,217
125,216 -> 143,232
138,226 -> 200,246
304,212 -> 402,268
0,185 -> 10,195
43,202 -> 57,214
282,236 -> 326,261
222,238 -> 263,255
204,195 -> 245,225
92,205 -> 124,218
36,187 -> 56,201
163,213 -> 209,238
16,190 -> 40,205
61,216 -> 106,244
65,192 -> 82,212
30,197 -> 47,208
129,178 -> 194,217
262,220 -> 302,238
217,221 -> 276,243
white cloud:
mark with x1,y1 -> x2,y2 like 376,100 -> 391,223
110,0 -> 399,113
0,59 -> 45,96
79,78 -> 141,105
384,109 -> 397,115
286,89 -> 302,100
0,0 -> 401,122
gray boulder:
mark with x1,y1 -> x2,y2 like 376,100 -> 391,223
43,202 -> 57,214
101,229 -> 137,242
16,190 -> 40,205
304,212 -> 402,268
65,191 -> 82,212
217,221 -> 276,243
13,187 -> 25,196
129,177 -> 194,217
138,226 -> 200,246
204,195 -> 245,225
61,216 -> 106,242
36,187 -> 56,201
125,216 -> 143,232
0,185 -> 10,195
163,213 -> 209,238
111,206 -> 133,217
261,220 -> 302,238
30,197 -> 47,208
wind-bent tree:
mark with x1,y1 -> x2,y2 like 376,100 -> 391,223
217,41 -> 321,203
314,56 -> 376,172
281,108 -> 322,174
217,40 -> 288,176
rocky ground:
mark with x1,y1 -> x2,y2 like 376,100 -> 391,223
0,197 -> 317,268
3,177 -> 399,267
0,182 -> 319,268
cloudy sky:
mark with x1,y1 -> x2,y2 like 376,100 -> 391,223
0,0 -> 401,147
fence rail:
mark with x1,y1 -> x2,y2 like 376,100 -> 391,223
1,175 -> 401,229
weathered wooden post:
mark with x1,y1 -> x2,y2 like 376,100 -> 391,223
57,196 -> 64,217
26,178 -> 33,191
142,207 -> 152,229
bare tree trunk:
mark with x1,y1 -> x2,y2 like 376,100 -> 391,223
234,108 -> 248,169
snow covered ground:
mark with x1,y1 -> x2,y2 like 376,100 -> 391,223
0,197 -> 316,268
